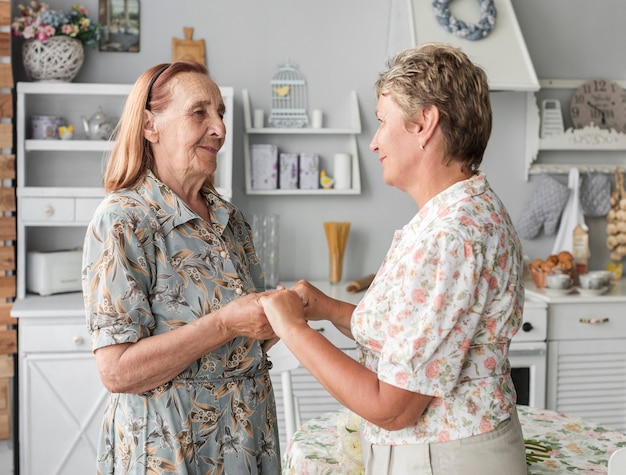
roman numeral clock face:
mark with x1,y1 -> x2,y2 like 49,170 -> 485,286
570,79 -> 626,133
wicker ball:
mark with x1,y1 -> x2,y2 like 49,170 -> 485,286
22,36 -> 84,82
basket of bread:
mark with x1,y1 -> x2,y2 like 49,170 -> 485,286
529,251 -> 575,289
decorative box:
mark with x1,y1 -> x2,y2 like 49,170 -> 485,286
279,153 -> 299,189
299,153 -> 319,189
251,144 -> 278,190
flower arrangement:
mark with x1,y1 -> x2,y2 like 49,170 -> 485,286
336,410 -> 365,475
11,1 -> 100,48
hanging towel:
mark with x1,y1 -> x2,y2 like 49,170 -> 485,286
551,168 -> 588,254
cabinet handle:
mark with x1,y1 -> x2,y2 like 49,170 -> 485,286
44,206 -> 54,217
72,335 -> 84,345
579,318 -> 609,324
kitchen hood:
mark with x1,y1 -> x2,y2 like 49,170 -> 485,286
388,0 -> 539,92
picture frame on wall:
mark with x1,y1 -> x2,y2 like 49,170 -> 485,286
98,0 -> 140,52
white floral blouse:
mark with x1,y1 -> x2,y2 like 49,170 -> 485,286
351,173 -> 524,444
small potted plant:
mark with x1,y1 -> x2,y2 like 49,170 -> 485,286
11,1 -> 100,82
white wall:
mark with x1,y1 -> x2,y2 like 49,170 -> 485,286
11,0 -> 626,281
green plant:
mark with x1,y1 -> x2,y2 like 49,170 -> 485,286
11,1 -> 100,48
525,439 -> 552,465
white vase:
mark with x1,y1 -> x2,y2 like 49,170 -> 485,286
22,36 -> 84,82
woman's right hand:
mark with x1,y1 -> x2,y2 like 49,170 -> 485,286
288,279 -> 330,321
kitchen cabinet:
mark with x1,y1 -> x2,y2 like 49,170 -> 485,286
242,89 -> 362,195
525,79 -> 626,180
526,281 -> 626,432
12,293 -> 107,475
15,82 -> 234,298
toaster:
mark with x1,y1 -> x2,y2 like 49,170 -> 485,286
26,250 -> 83,296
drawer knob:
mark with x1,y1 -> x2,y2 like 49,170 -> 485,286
72,335 -> 84,345
579,317 -> 609,324
44,206 -> 55,217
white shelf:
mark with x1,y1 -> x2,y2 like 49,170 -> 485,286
525,79 -> 626,179
25,139 -> 114,152
242,89 -> 362,195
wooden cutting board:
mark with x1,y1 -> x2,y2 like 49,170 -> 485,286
172,27 -> 206,65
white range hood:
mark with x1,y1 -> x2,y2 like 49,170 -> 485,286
388,0 -> 539,92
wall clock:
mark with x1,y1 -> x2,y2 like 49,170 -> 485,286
569,79 -> 626,133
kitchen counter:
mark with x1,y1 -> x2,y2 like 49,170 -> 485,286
525,278 -> 626,303
11,291 -> 85,319
11,279 -> 550,318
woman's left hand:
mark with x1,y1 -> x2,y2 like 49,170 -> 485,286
259,289 -> 307,338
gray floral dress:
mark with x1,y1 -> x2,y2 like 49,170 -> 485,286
82,173 -> 280,474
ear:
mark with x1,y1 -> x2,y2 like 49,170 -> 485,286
416,105 -> 440,146
143,109 -> 158,143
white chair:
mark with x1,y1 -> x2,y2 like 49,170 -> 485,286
608,446 -> 626,475
268,341 -> 302,441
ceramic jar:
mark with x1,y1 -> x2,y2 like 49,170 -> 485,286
29,115 -> 65,140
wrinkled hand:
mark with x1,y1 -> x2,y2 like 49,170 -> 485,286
259,289 -> 307,338
224,291 -> 276,341
289,280 -> 329,321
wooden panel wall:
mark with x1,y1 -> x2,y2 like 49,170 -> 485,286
0,0 -> 15,441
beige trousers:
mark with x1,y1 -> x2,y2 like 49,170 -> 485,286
362,409 -> 527,475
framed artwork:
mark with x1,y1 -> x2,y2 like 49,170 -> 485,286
98,0 -> 140,52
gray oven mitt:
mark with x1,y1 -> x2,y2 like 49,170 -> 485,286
580,172 -> 611,217
517,174 -> 570,239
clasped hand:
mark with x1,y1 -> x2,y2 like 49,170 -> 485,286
259,280 -> 321,338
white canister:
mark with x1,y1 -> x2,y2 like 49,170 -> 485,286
29,115 -> 65,140
253,109 -> 264,129
312,109 -> 323,129
333,153 -> 352,190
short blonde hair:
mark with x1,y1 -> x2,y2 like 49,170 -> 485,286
376,43 -> 492,173
103,61 -> 218,193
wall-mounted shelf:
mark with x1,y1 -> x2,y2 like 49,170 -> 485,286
525,79 -> 626,179
242,89 -> 362,195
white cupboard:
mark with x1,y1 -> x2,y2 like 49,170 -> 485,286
527,282 -> 626,432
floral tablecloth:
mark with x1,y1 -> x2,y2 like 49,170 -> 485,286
282,405 -> 626,475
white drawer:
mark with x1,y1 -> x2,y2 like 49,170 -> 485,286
20,197 -> 75,223
75,197 -> 102,223
548,302 -> 626,340
20,322 -> 92,353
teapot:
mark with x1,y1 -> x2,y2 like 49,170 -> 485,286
82,106 -> 117,140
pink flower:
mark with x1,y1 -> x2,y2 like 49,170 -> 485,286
479,417 -> 493,432
437,205 -> 450,218
395,371 -> 408,385
412,337 -> 427,352
411,288 -> 427,304
438,430 -> 450,442
425,361 -> 440,379
432,293 -> 445,311
484,356 -> 497,371
412,248 -> 425,264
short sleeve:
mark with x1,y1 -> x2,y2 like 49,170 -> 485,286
82,199 -> 156,351
377,231 -> 481,398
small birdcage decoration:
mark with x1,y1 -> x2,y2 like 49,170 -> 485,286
268,59 -> 309,128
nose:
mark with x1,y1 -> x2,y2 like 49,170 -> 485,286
208,116 -> 226,138
369,130 -> 379,153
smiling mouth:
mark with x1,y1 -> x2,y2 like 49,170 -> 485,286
200,144 -> 221,154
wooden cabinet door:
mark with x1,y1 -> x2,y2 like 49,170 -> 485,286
20,352 -> 108,475
547,338 -> 626,432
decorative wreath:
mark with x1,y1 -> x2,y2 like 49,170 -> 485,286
432,0 -> 497,41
